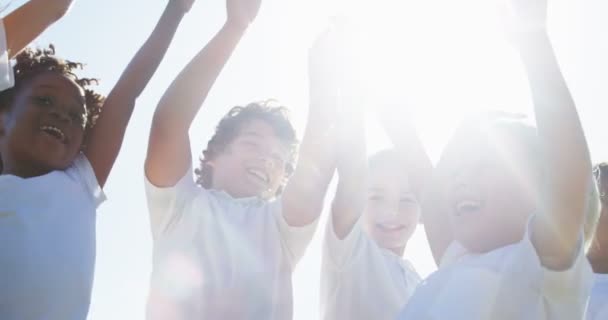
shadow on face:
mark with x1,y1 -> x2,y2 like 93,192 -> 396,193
0,72 -> 87,177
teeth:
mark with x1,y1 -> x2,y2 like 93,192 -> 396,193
456,200 -> 481,213
248,169 -> 268,184
377,224 -> 406,231
40,125 -> 65,141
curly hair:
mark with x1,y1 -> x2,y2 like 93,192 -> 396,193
594,163 -> 608,203
0,45 -> 105,130
0,45 -> 105,172
194,101 -> 298,195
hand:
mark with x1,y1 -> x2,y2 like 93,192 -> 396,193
500,0 -> 548,42
169,0 -> 196,13
226,0 -> 261,29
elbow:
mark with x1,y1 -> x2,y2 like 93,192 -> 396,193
49,0 -> 73,22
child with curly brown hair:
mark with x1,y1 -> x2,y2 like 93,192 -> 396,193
144,0 -> 338,318
0,0 -> 196,319
0,0 -> 76,90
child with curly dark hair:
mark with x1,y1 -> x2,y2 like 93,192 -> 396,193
0,0 -> 196,319
587,163 -> 608,319
0,0 -> 76,90
144,0 -> 337,318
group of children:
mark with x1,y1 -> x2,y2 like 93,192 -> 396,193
0,0 -> 606,319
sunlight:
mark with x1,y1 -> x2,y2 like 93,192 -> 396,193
281,0 -> 534,163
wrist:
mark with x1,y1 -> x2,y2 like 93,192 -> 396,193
225,18 -> 251,32
165,1 -> 189,17
516,29 -> 554,63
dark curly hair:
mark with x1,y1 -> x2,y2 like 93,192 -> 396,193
0,45 -> 105,130
0,45 -> 105,172
194,101 -> 298,195
594,163 -> 608,205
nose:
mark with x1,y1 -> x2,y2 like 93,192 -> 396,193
261,155 -> 275,171
49,107 -> 71,124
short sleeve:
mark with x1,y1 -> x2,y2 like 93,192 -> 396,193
144,167 -> 199,239
504,219 -> 593,318
65,154 -> 106,208
540,234 -> 594,316
272,199 -> 319,269
0,20 -> 14,91
324,215 -> 365,268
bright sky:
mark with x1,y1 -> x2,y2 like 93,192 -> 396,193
9,0 -> 608,319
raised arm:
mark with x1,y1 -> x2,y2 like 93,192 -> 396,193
377,106 -> 436,257
145,0 -> 260,187
328,23 -> 369,238
3,0 -> 74,58
508,0 -> 592,269
85,0 -> 194,187
281,30 -> 341,227
331,91 -> 368,239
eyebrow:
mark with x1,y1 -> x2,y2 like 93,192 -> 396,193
37,84 -> 86,106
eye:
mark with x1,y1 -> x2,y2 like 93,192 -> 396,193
368,194 -> 384,202
400,196 -> 417,204
34,95 -> 54,107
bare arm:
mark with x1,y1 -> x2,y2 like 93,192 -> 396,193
145,0 -> 260,187
330,100 -> 367,239
3,0 -> 74,58
510,0 -> 591,269
281,30 -> 341,227
85,0 -> 193,187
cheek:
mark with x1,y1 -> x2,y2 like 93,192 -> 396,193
399,205 -> 421,224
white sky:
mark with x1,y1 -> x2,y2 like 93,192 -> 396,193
8,0 -> 608,319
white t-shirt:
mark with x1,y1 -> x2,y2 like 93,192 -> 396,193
0,155 -> 105,320
321,217 -> 421,320
587,273 -> 608,320
0,19 -> 14,91
145,169 -> 318,320
397,221 -> 593,320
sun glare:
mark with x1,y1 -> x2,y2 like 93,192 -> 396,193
282,0 -> 534,162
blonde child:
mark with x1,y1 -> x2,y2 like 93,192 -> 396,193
144,0 -> 338,318
397,0 -> 600,318
0,0 -> 194,318
587,163 -> 608,319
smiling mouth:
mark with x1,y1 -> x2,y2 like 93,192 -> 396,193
40,125 -> 66,143
247,168 -> 269,186
454,200 -> 482,217
376,223 -> 407,233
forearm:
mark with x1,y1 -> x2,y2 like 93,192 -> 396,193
154,21 -> 246,133
332,140 -> 367,239
109,2 -> 186,103
4,0 -> 73,57
520,31 -> 591,266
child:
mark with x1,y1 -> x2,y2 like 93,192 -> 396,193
0,0 -> 194,318
397,0 -> 600,319
318,25 -> 431,320
1,0 -> 75,90
587,163 -> 608,319
144,0 -> 338,318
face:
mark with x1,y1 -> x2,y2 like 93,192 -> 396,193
207,119 -> 290,199
589,176 -> 608,259
0,72 -> 87,177
362,160 -> 421,252
442,126 -> 539,253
